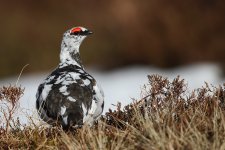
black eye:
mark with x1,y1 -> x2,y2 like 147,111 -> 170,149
70,32 -> 80,35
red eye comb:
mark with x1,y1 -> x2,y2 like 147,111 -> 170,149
71,27 -> 82,33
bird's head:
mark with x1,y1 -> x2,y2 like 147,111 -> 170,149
69,27 -> 93,36
62,27 -> 92,48
60,26 -> 92,66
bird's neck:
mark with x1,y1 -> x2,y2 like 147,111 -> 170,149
59,41 -> 83,68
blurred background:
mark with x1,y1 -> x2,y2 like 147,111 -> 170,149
0,0 -> 225,78
0,0 -> 225,124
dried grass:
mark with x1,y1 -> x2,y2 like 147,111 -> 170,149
0,75 -> 225,149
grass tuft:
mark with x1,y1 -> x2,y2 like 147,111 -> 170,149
0,75 -> 225,149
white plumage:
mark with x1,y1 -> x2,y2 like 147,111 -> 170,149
36,27 -> 104,129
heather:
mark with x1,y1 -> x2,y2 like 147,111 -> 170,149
0,75 -> 225,149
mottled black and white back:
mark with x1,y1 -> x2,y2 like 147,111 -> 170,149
36,27 -> 104,129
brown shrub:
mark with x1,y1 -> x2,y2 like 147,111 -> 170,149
0,75 -> 225,149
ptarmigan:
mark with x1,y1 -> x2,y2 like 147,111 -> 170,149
36,27 -> 104,129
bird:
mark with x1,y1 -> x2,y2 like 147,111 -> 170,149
36,26 -> 104,130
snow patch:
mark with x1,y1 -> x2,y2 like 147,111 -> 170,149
0,63 -> 224,125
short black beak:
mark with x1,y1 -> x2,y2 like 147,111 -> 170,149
86,30 -> 93,35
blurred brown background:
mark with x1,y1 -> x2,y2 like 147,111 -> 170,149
0,0 -> 225,78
